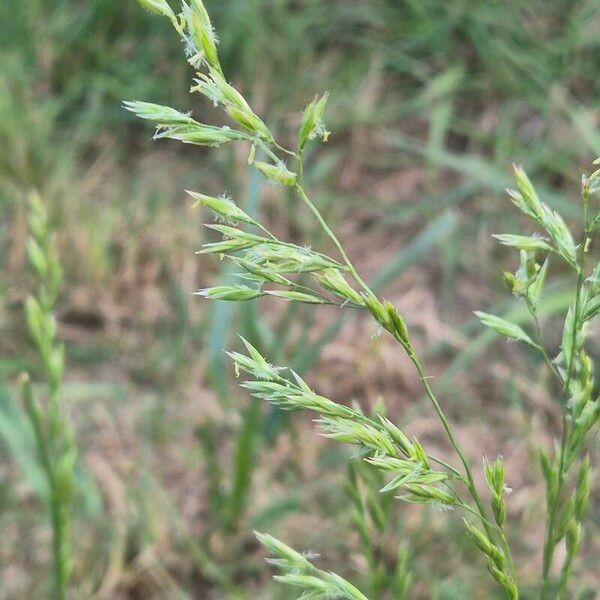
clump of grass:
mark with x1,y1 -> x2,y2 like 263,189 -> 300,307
20,192 -> 75,600
128,1 -> 600,598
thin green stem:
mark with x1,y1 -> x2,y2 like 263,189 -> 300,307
257,139 -> 294,165
295,184 -> 372,297
526,300 -> 563,385
407,351 -> 495,541
557,562 -> 573,600
256,221 -> 278,240
274,141 -> 297,158
535,342 -> 563,385
297,151 -> 305,186
51,491 -> 69,600
429,456 -> 463,479
499,527 -> 518,581
458,501 -> 497,532
22,377 -> 69,600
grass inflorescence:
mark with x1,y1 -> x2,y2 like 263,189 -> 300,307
21,192 -> 76,600
2,0 -> 600,597
129,1 -> 600,598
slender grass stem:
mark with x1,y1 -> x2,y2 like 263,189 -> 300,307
526,300 -> 563,385
407,351 -> 496,541
295,184 -> 372,297
21,377 -> 68,599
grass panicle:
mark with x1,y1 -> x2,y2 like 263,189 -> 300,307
129,1 -> 599,598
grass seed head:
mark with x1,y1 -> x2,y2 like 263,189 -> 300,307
195,285 -> 262,301
187,190 -> 258,225
136,0 -> 178,27
297,92 -> 330,151
184,0 -> 221,70
255,161 -> 297,187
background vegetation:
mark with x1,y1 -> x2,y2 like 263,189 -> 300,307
1,0 -> 599,598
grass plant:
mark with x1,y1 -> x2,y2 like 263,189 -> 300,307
20,192 -> 76,599
129,1 -> 600,598
3,0 -> 599,597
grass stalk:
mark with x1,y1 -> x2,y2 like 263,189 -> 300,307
541,196 -> 591,598
128,3 -> 600,597
21,192 -> 75,599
